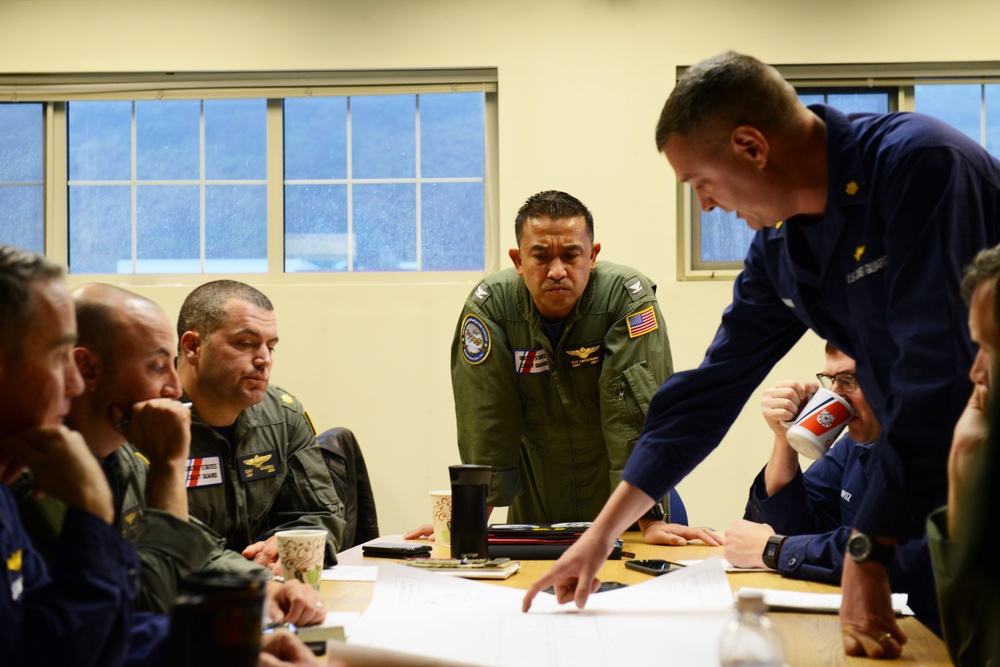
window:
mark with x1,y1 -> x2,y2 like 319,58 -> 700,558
681,63 -> 1000,279
0,70 -> 498,277
0,103 -> 44,254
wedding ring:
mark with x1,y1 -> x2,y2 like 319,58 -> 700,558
315,601 -> 325,609
875,632 -> 892,645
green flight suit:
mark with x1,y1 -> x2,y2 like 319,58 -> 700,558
14,442 -> 269,615
184,385 -> 346,566
452,261 -> 673,523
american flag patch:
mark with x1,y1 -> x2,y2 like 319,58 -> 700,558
513,348 -> 550,374
186,456 -> 224,488
626,307 -> 658,338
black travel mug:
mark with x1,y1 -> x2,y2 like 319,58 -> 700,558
168,570 -> 269,667
449,464 -> 492,559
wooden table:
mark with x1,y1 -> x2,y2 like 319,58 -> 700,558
322,534 -> 952,666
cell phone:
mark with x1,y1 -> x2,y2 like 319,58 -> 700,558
361,542 -> 433,559
623,559 -> 686,576
542,581 -> 628,594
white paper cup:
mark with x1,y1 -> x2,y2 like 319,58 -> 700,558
276,529 -> 327,591
430,490 -> 452,546
785,388 -> 854,460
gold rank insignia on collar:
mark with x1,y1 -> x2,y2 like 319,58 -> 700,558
854,245 -> 865,261
845,180 -> 860,196
280,393 -> 294,404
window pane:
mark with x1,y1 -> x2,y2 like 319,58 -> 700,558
0,186 -> 43,253
915,84 -> 981,143
68,185 -> 131,273
136,185 -> 199,273
422,182 -> 484,270
798,94 -> 824,107
826,92 -> 889,114
136,100 -> 200,181
284,97 -> 347,180
984,85 -> 1000,160
284,184 -> 348,272
354,183 -> 415,271
0,103 -> 42,181
206,185 -> 267,273
353,95 -> 415,179
699,208 -> 757,264
0,103 -> 43,253
205,99 -> 266,180
68,101 -> 132,181
420,93 -> 484,178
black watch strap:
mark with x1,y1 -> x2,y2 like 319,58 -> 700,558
847,533 -> 896,566
762,534 -> 787,570
640,501 -> 665,523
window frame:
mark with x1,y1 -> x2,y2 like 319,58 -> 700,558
0,69 -> 500,284
677,61 -> 1000,281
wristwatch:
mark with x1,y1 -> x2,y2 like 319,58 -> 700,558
640,501 -> 665,523
761,534 -> 787,570
847,533 -> 896,566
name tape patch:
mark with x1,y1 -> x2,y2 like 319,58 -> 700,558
240,450 -> 280,483
626,306 -> 658,338
186,456 -> 224,488
565,343 -> 603,368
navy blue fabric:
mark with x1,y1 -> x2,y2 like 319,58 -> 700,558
744,433 -> 940,635
625,105 -> 1000,540
1,483 -> 168,666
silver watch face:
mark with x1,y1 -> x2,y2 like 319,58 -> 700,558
848,534 -> 872,561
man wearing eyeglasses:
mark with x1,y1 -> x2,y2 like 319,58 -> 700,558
723,343 -> 939,634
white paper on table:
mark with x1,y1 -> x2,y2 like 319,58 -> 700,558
678,558 -> 770,572
347,558 -> 736,667
736,586 -> 914,616
322,565 -> 379,581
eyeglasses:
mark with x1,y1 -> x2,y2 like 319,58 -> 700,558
816,371 -> 857,393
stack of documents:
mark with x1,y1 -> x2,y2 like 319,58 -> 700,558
402,557 -> 521,580
344,558 -> 735,666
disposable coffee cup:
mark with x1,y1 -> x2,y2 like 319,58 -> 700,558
784,388 -> 854,460
430,490 -> 452,546
276,529 -> 327,591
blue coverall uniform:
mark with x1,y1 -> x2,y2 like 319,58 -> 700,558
743,433 -> 939,634
626,105 -> 1000,543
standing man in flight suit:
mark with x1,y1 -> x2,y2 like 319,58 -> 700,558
443,190 -> 718,545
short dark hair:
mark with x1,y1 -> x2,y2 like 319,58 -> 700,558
654,51 -> 801,152
514,190 -> 594,245
0,245 -> 64,356
961,243 -> 1000,305
177,280 -> 274,343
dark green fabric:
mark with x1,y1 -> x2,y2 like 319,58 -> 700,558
452,261 -> 673,523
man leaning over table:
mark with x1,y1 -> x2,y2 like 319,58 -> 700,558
13,283 -> 324,626
723,343 -> 938,635
927,244 -> 1000,665
523,51 -> 1000,661
409,189 -> 720,546
176,279 -> 346,574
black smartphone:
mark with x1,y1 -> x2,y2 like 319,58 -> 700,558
623,559 -> 686,576
361,542 -> 433,559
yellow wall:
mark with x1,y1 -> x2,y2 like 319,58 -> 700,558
2,0 -> 996,535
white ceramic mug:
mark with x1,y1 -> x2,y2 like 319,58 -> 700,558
785,388 -> 854,460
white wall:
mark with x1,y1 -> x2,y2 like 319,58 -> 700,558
3,0 -> 998,535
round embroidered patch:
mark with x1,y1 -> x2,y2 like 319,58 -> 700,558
461,314 -> 491,365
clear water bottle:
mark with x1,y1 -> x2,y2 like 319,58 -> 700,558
718,590 -> 787,667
